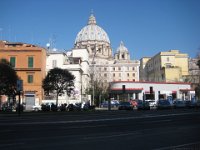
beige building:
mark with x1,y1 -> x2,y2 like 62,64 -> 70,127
94,42 -> 139,83
183,58 -> 200,89
140,50 -> 189,82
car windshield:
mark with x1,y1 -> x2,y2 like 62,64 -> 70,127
120,102 -> 130,105
176,101 -> 184,104
148,100 -> 155,103
159,100 -> 170,105
137,100 -> 143,104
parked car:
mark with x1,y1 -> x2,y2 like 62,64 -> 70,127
67,103 -> 81,111
101,100 -> 119,108
118,102 -> 133,110
185,100 -> 196,108
196,100 -> 200,108
59,103 -> 67,111
100,101 -> 108,108
145,99 -> 156,109
41,103 -> 51,111
173,100 -> 186,109
130,100 -> 138,108
111,100 -> 120,107
32,105 -> 42,111
157,99 -> 173,109
136,100 -> 150,110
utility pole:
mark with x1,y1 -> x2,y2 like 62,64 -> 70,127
17,80 -> 23,116
91,49 -> 98,105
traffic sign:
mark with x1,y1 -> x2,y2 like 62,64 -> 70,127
17,80 -> 23,92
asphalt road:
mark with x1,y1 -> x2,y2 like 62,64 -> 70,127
0,109 -> 200,150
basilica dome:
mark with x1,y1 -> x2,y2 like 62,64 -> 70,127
75,14 -> 110,44
74,14 -> 112,59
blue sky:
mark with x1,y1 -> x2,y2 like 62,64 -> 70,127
1,0 -> 200,59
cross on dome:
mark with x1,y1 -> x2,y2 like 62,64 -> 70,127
120,41 -> 124,47
88,12 -> 96,25
117,41 -> 128,52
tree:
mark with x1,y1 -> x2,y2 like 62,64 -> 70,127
42,67 -> 75,106
85,66 -> 110,106
195,54 -> 200,99
197,59 -> 200,69
0,59 -> 18,97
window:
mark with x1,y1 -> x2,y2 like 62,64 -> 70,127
127,73 -> 129,77
104,67 -> 107,71
122,54 -> 124,59
10,57 -> 16,68
167,57 -> 170,62
166,63 -> 171,68
104,73 -> 107,77
113,73 -> 115,77
28,75 -> 33,83
52,60 -> 57,68
113,67 -> 115,71
28,57 -> 34,68
132,67 -> 135,70
118,67 -> 121,71
132,73 -> 135,77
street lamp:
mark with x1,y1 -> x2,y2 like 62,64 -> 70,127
91,49 -> 98,105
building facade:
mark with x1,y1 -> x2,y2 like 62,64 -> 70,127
110,81 -> 195,101
183,58 -> 200,89
140,50 -> 189,82
74,14 -> 140,84
0,41 -> 46,107
46,48 -> 90,104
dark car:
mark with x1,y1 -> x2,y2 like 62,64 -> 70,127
118,102 -> 133,110
157,99 -> 173,109
185,100 -> 196,108
196,100 -> 200,108
173,100 -> 186,109
100,101 -> 108,108
136,100 -> 150,110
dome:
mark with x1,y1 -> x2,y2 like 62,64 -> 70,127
117,41 -> 128,52
75,14 -> 110,44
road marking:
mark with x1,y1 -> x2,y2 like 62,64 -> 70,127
0,143 -> 25,148
154,141 -> 200,150
0,129 -> 14,133
0,112 -> 199,126
141,119 -> 172,124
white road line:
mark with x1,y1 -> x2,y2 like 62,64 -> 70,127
0,143 -> 25,148
0,112 -> 199,126
141,119 -> 172,124
154,141 -> 200,150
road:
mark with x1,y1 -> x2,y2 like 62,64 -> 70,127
0,109 -> 200,150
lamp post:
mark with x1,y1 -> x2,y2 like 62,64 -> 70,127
91,49 -> 98,105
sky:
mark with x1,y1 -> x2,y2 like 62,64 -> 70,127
1,0 -> 200,59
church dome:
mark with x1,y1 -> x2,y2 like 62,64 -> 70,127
117,41 -> 128,52
75,14 -> 110,44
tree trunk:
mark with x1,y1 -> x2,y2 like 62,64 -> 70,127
56,93 -> 59,107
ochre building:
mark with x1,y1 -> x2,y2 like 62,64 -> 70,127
0,41 -> 46,105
